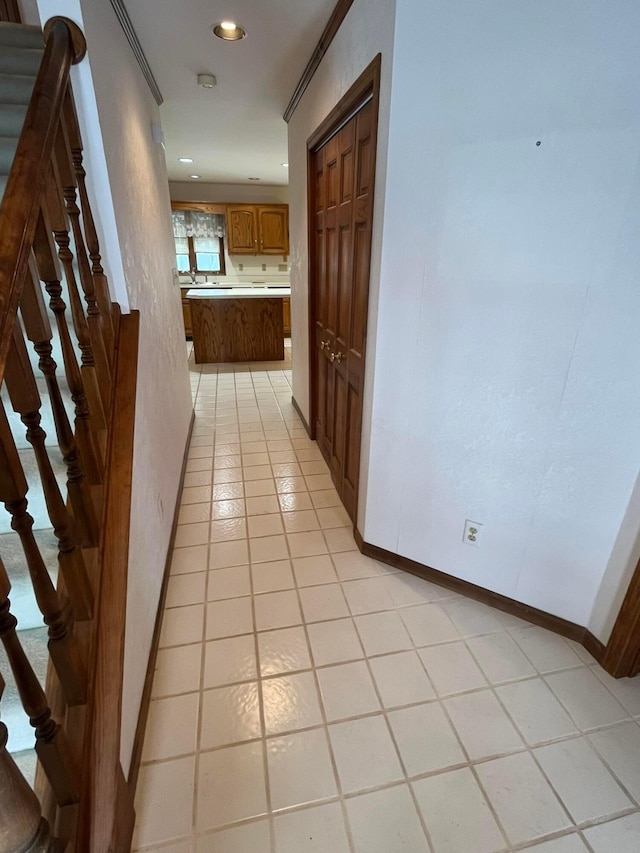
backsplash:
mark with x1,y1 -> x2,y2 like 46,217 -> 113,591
178,252 -> 290,286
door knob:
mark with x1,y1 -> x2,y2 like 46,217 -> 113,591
329,352 -> 335,362
320,340 -> 329,350
334,352 -> 343,363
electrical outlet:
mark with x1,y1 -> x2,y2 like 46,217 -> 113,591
262,263 -> 267,271
239,263 -> 244,271
463,519 -> 483,546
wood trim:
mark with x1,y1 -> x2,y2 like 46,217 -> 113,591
109,0 -> 163,105
127,409 -> 196,795
307,55 -> 381,152
0,0 -> 21,22
599,553 -> 640,677
354,529 -> 603,650
283,0 -> 356,122
78,311 -> 140,852
291,395 -> 312,437
171,200 -> 227,216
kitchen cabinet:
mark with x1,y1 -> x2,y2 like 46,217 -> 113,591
180,287 -> 193,338
187,288 -> 287,362
282,296 -> 291,336
226,204 -> 289,255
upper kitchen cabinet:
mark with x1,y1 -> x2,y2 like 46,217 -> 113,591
226,205 -> 258,254
226,204 -> 289,255
258,206 -> 289,254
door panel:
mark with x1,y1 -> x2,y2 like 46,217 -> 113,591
311,96 -> 376,521
226,206 -> 257,253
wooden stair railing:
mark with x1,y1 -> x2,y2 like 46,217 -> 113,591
0,16 -> 139,853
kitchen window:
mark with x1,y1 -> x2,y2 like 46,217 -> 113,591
172,209 -> 226,275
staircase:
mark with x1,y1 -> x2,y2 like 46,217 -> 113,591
0,18 -> 51,790
0,16 -> 139,853
0,22 -> 43,199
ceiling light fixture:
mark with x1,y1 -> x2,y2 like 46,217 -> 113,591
212,20 -> 246,40
197,73 -> 217,89
189,174 -> 201,179
179,157 -> 194,163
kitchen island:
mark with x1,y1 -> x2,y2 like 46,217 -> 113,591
186,287 -> 290,363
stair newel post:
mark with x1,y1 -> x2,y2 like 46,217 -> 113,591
53,121 -> 112,414
44,168 -> 107,462
4,328 -> 93,623
0,559 -> 80,808
20,261 -> 99,547
62,87 -> 115,361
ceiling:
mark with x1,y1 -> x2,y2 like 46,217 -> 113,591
124,0 -> 337,186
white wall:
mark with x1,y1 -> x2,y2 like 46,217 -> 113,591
289,0 -> 640,640
169,181 -> 289,205
364,0 -> 640,635
36,0 -> 193,772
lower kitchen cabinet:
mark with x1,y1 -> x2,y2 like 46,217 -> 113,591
180,287 -> 193,338
282,296 -> 291,336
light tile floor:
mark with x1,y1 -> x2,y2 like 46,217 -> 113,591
134,346 -> 640,853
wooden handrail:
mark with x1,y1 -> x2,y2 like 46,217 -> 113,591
0,16 -> 85,381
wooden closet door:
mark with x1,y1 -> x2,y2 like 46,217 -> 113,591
312,98 -> 375,520
341,100 -> 374,516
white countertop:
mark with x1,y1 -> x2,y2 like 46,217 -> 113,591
186,287 -> 291,299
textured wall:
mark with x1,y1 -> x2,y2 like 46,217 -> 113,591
364,0 -> 640,635
289,0 -> 640,640
35,0 -> 193,772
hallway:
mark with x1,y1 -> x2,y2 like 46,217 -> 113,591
132,349 -> 640,853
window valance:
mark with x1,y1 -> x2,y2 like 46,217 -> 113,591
172,210 -> 225,239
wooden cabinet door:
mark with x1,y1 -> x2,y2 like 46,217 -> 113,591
311,98 -> 375,521
180,289 -> 193,338
226,206 -> 257,254
258,206 -> 289,254
282,297 -> 291,336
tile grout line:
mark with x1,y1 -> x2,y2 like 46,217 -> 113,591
139,353 -> 640,853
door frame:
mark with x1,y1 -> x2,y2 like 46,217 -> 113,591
306,54 -> 381,521
600,554 -> 640,677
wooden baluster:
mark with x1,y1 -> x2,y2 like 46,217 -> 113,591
54,122 -> 112,413
4,330 -> 93,623
0,717 -> 59,853
44,168 -> 108,464
63,88 -> 115,361
0,404 -> 87,706
0,558 -> 79,806
33,209 -> 104,484
20,261 -> 99,547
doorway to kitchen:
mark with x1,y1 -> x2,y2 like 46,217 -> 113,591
307,55 -> 381,524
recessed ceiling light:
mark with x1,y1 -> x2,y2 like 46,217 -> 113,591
281,162 -> 289,167
189,174 -> 201,179
248,177 -> 261,181
179,157 -> 193,163
212,20 -> 246,40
